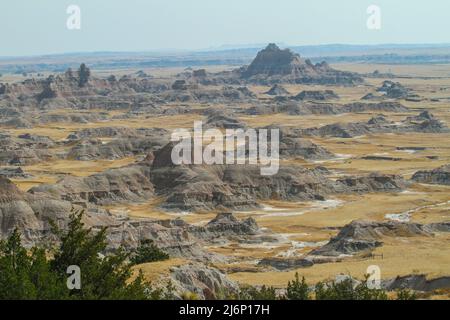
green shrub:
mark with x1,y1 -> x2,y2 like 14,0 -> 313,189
0,229 -> 69,299
130,239 -> 169,265
396,288 -> 417,300
238,285 -> 278,300
78,63 -> 90,87
0,210 -> 152,300
315,275 -> 388,300
286,273 -> 310,300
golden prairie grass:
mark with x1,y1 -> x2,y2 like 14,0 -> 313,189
4,62 -> 450,288
131,258 -> 187,283
228,234 -> 450,287
22,157 -> 137,177
6,113 -> 203,141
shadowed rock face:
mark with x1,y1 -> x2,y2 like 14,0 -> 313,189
242,43 -> 303,78
170,263 -> 239,299
0,70 -> 194,128
0,181 -> 261,261
309,220 -> 449,257
150,141 -> 332,211
240,44 -> 363,85
293,90 -> 340,101
382,275 -> 450,292
0,133 -> 55,165
204,111 -> 247,129
258,257 -> 314,270
29,164 -> 155,206
149,142 -> 408,212
248,101 -> 409,116
259,125 -> 335,160
66,127 -> 161,140
204,212 -> 258,235
255,217 -> 445,270
264,84 -> 289,96
377,80 -> 412,99
302,112 -> 448,138
185,213 -> 261,242
0,167 -> 30,178
335,173 -> 409,193
412,164 -> 450,185
6,132 -> 409,218
277,136 -> 334,160
0,176 -> 75,243
151,149 -> 336,211
0,176 -> 235,260
67,138 -> 167,161
361,93 -> 379,100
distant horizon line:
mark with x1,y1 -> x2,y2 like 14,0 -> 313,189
2,42 -> 450,60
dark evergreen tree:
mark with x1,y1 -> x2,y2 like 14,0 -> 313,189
78,63 -> 90,87
238,285 -> 277,300
314,275 -> 388,300
130,239 -> 169,265
0,211 -> 153,300
286,272 -> 310,300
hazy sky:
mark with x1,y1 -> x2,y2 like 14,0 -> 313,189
1,0 -> 449,56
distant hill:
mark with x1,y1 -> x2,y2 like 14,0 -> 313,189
1,43 -> 450,74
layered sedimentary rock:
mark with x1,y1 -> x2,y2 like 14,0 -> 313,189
204,111 -> 247,129
0,133 -> 55,165
377,80 -> 412,99
0,70 -> 193,128
0,167 -> 30,178
247,101 -> 409,116
156,85 -> 256,103
293,90 -> 339,101
310,220 -> 447,257
0,176 -> 214,259
412,164 -> 450,185
382,275 -> 450,292
264,84 -> 290,96
29,164 -> 154,206
0,176 -> 263,262
149,142 -> 408,212
258,257 -> 314,270
302,112 -> 448,138
151,149 -> 336,211
240,44 -> 363,85
170,263 -> 238,299
67,138 -> 166,161
334,173 -> 409,193
259,125 -> 335,160
0,176 -> 76,243
258,219 -> 450,270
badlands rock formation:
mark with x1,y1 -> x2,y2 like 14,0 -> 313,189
293,90 -> 340,101
310,220 -> 448,257
248,101 -> 409,116
150,141 -> 408,211
240,44 -> 363,85
30,164 -> 154,206
264,84 -> 290,96
1,175 -> 262,262
0,133 -> 55,165
302,112 -> 448,138
259,125 -> 335,160
170,263 -> 239,299
412,164 -> 450,185
1,45 -> 449,296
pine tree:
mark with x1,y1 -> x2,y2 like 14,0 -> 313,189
130,239 -> 169,265
78,63 -> 90,87
0,211 -> 153,300
286,272 -> 310,300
